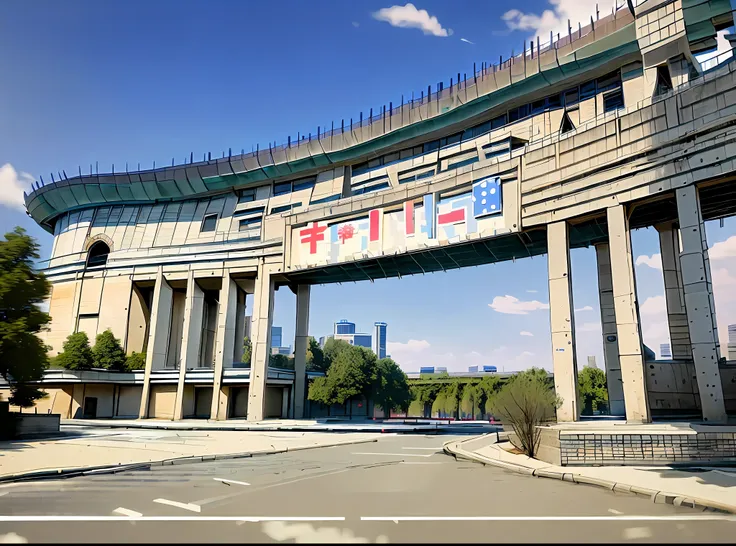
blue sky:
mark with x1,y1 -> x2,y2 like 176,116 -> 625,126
2,0 -> 736,373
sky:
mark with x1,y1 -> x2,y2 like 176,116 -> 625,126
2,0 -> 735,374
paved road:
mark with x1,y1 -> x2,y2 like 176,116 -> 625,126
0,434 -> 733,543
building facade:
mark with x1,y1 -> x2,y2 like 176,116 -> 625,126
660,343 -> 673,360
372,322 -> 388,359
334,320 -> 356,335
16,0 -> 736,422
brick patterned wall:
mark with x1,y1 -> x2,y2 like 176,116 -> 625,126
560,432 -> 736,466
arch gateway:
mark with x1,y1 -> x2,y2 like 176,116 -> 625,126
21,0 -> 736,423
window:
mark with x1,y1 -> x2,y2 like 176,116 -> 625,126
201,214 -> 218,232
654,65 -> 673,97
564,87 -> 579,107
547,93 -> 562,109
270,202 -> 301,215
447,156 -> 479,171
238,188 -> 256,203
273,181 -> 292,196
560,111 -> 575,134
310,193 -> 341,205
238,217 -> 262,231
531,99 -> 546,115
86,241 -> 110,268
490,114 -> 507,130
580,80 -> 597,100
353,181 -> 390,195
292,176 -> 316,192
603,89 -> 624,112
596,72 -> 620,93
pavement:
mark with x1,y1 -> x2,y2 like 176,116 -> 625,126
0,434 -> 734,543
444,433 -> 736,515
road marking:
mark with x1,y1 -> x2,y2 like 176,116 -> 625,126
0,532 -> 28,543
608,509 -> 624,515
401,447 -> 442,450
0,516 -> 344,522
153,499 -> 201,513
352,452 -> 434,458
623,527 -> 652,540
213,478 -> 250,486
360,516 -> 736,522
112,507 -> 143,518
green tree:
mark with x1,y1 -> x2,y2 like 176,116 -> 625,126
322,338 -> 352,368
241,337 -> 252,365
578,366 -> 608,415
0,227 -> 51,406
488,370 -> 561,458
372,358 -> 412,417
477,375 -> 501,417
55,331 -> 94,370
270,353 -> 293,370
308,345 -> 375,405
306,336 -> 327,372
124,352 -> 146,371
92,329 -> 126,371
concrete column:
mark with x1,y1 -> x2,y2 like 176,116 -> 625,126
607,205 -> 651,423
173,271 -> 204,421
547,221 -> 579,422
233,289 -> 246,365
657,222 -> 692,360
247,262 -> 277,422
675,185 -> 727,422
595,243 -> 625,416
210,275 -> 238,420
293,285 -> 311,419
138,269 -> 173,418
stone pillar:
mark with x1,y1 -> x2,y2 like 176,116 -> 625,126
595,243 -> 625,416
547,221 -> 579,422
173,271 -> 204,421
656,222 -> 692,360
210,274 -> 238,420
293,285 -> 311,419
607,205 -> 651,423
233,289 -> 247,365
675,185 -> 727,422
138,269 -> 173,418
247,262 -> 277,422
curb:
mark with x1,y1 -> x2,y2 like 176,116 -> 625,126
442,434 -> 736,515
0,437 -> 378,485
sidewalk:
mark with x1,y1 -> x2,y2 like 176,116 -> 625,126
0,428 -> 377,482
444,433 -> 736,514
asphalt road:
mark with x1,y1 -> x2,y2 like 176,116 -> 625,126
0,433 -> 733,543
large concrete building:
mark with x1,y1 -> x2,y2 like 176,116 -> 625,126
14,0 -> 736,422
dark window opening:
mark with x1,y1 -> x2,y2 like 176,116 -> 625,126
86,241 -> 110,268
237,189 -> 256,203
603,89 -> 625,112
560,111 -> 575,134
490,114 -> 507,129
292,176 -> 317,192
531,99 -> 547,115
273,181 -> 292,196
238,217 -> 262,231
446,156 -> 479,171
310,193 -> 341,205
654,65 -> 673,96
201,214 -> 218,233
580,80 -> 597,100
564,87 -> 579,107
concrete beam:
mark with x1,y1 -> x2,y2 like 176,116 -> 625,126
595,243 -> 625,416
656,222 -> 692,360
138,268 -> 173,418
247,261 -> 277,422
547,221 -> 579,422
210,275 -> 238,420
675,185 -> 727,422
292,285 -> 311,419
607,205 -> 651,423
174,271 -> 204,421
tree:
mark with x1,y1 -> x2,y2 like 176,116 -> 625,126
578,366 -> 608,415
92,329 -> 126,371
270,353 -> 293,370
242,337 -> 252,365
0,228 -> 51,406
476,375 -> 501,417
308,345 -> 375,406
322,338 -> 352,367
372,358 -> 412,418
124,352 -> 146,371
488,370 -> 561,458
306,336 -> 327,372
55,332 -> 94,370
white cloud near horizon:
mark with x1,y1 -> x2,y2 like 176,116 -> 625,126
489,295 -> 549,315
0,163 -> 34,211
501,0 -> 617,42
526,289 -> 538,293
372,3 -> 451,37
635,253 -> 663,271
575,305 -> 593,312
520,331 -> 534,337
576,321 -> 601,333
460,37 -> 474,44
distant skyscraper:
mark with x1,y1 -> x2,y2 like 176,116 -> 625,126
334,320 -> 356,335
660,343 -> 672,360
586,356 -> 598,369
728,324 -> 736,360
372,322 -> 387,359
271,326 -> 282,349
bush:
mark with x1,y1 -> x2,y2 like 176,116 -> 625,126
578,367 -> 608,415
124,352 -> 146,371
55,332 -> 94,370
92,329 -> 126,371
488,370 -> 561,458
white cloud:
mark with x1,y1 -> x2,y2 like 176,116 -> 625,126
460,37 -> 474,44
640,295 -> 666,316
519,351 -> 535,357
502,0 -> 617,41
0,163 -> 34,211
386,339 -> 430,353
576,321 -> 601,332
709,236 -> 736,260
489,295 -> 549,315
575,305 -> 593,312
520,331 -> 534,337
526,289 -> 538,293
635,253 -> 663,271
352,21 -> 360,28
372,3 -> 451,37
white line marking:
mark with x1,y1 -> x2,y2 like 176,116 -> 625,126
608,509 -> 624,515
352,452 -> 434,458
213,478 -> 250,486
112,507 -> 142,518
0,516 -> 344,522
360,516 -> 736,522
153,499 -> 201,513
623,526 -> 652,540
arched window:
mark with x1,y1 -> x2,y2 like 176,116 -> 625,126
86,241 -> 110,268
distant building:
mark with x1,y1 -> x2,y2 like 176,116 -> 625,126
271,326 -> 283,349
372,322 -> 387,359
319,335 -> 331,348
468,366 -> 479,373
334,320 -> 356,335
728,324 -> 736,360
660,343 -> 672,360
586,356 -> 598,369
334,333 -> 371,349
482,365 -> 497,373
420,367 -> 435,374
436,367 -> 448,373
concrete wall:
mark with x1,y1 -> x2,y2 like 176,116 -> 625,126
646,362 -> 736,414
147,385 -> 177,419
116,386 -> 142,417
